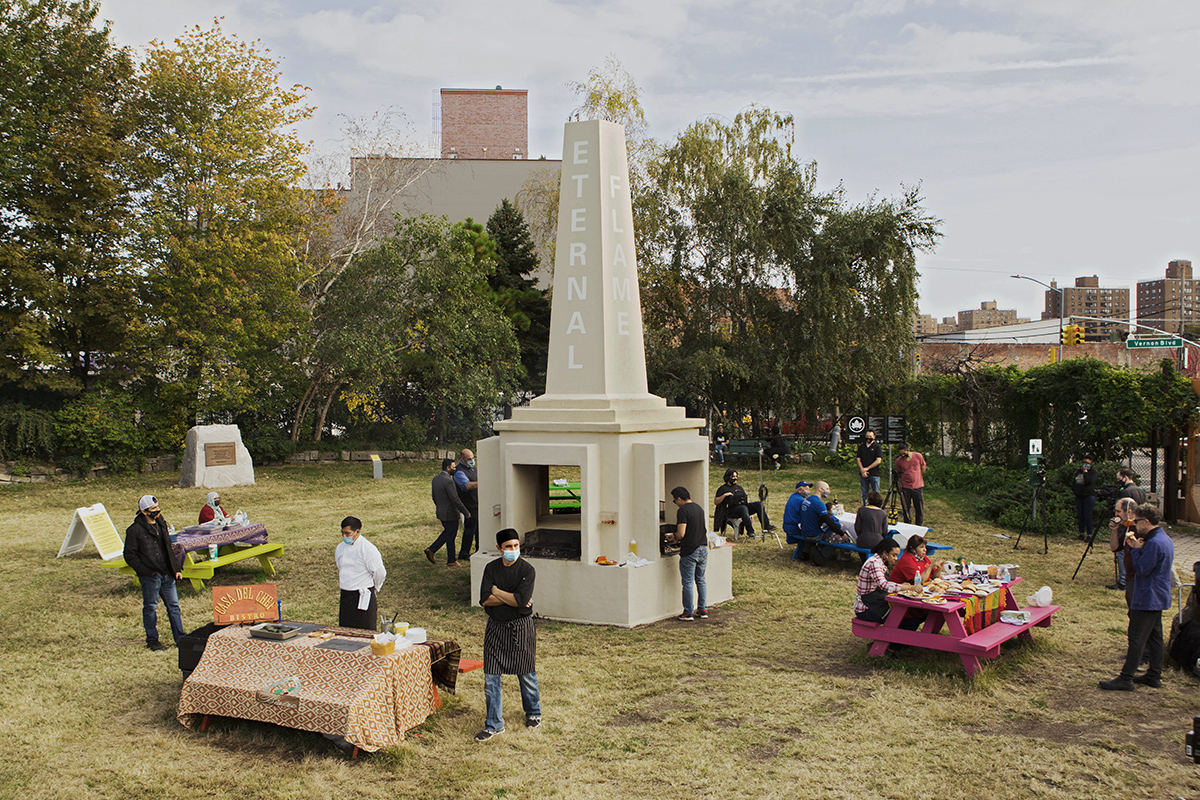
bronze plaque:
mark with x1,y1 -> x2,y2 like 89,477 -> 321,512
204,442 -> 237,467
213,584 -> 278,624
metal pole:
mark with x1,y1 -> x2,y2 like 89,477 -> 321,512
1011,275 -> 1062,361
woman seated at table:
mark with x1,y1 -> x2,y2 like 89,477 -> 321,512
198,492 -> 228,525
854,539 -> 914,624
853,490 -> 889,552
889,535 -> 941,585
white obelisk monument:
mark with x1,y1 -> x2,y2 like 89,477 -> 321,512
471,120 -> 733,626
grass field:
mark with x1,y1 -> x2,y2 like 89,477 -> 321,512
2,458 -> 1198,800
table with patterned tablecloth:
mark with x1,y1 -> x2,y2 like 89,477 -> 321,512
177,625 -> 455,752
172,523 -> 268,564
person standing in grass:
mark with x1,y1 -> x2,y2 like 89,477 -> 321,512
1100,504 -> 1174,691
124,495 -> 185,651
668,486 -> 708,621
336,516 -> 386,631
893,444 -> 926,526
476,529 -> 540,741
427,458 -> 470,566
1072,456 -> 1097,541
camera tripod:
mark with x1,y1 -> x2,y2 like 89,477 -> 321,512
1013,483 -> 1049,555
1072,496 -> 1118,581
883,478 -> 901,525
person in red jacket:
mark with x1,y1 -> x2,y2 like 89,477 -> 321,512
198,492 -> 228,525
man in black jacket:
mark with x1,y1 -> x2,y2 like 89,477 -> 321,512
427,458 -> 470,566
124,495 -> 185,651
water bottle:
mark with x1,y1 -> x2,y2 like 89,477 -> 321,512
914,572 -> 923,591
999,566 -> 1011,583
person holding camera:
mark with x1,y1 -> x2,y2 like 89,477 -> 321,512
1072,457 -> 1097,541
893,444 -> 927,526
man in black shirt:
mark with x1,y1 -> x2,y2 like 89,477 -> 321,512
856,431 -> 882,506
668,486 -> 708,621
714,468 -> 774,537
475,528 -> 540,741
124,494 -> 185,651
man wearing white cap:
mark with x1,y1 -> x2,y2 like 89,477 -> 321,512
123,495 -> 185,651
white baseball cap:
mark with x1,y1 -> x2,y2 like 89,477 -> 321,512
138,495 -> 158,511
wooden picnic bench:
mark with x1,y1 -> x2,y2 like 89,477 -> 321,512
101,542 -> 285,591
803,537 -> 953,566
851,577 -> 1059,676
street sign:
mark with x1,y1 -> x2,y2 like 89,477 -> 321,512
1029,439 -> 1042,455
1126,336 -> 1183,349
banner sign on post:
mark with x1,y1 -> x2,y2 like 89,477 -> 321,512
212,583 -> 279,624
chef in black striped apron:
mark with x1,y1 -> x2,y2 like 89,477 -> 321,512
475,528 -> 540,741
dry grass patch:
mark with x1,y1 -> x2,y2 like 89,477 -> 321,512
0,461 -> 1198,799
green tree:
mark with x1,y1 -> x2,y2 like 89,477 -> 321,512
132,20 -> 313,423
486,199 -> 550,393
639,107 -> 940,424
0,0 -> 138,392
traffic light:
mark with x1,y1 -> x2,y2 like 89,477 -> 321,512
1060,324 -> 1084,346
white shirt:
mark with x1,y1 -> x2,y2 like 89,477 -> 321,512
335,535 -> 387,596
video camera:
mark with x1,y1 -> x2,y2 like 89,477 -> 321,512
1028,457 -> 1047,487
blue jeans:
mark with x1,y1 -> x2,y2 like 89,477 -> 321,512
859,475 -> 880,506
1114,551 -> 1126,587
679,546 -> 708,614
484,671 -> 540,732
141,572 -> 185,644
713,444 -> 727,463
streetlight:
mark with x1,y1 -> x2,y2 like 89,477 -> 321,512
1012,275 -> 1063,362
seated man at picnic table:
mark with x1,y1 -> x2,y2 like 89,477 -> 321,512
782,481 -> 812,546
793,481 -> 846,561
714,468 -> 775,537
198,492 -> 228,525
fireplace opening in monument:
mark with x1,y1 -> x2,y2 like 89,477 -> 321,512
523,528 -> 581,561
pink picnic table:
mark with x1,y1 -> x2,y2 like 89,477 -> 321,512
851,577 -> 1060,676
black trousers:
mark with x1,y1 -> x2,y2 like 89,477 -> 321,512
1120,608 -> 1164,680
458,508 -> 479,561
339,587 -> 378,631
900,487 -> 924,526
428,518 -> 459,564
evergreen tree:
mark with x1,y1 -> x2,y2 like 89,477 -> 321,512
485,199 -> 550,394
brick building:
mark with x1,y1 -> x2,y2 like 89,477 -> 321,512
1043,275 -> 1130,341
1137,259 -> 1197,336
956,301 -> 1029,331
438,87 -> 529,160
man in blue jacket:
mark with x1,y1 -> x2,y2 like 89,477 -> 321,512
1100,504 -> 1175,691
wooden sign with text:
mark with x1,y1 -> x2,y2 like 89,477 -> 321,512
212,583 -> 278,624
204,442 -> 237,467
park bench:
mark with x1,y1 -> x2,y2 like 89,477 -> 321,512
798,536 -> 952,566
548,480 -> 581,511
101,541 -> 285,591
719,439 -> 766,462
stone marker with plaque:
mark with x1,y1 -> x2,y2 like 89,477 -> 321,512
180,424 -> 255,488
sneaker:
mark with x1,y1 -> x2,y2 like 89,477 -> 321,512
146,641 -> 166,651
677,613 -> 694,621
525,716 -> 542,729
1105,584 -> 1125,591
697,608 -> 709,619
1098,678 -> 1135,691
763,525 -> 777,533
474,728 -> 504,742
424,548 -> 436,564
1131,674 -> 1161,688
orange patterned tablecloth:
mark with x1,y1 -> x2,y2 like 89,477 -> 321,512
177,626 -> 440,752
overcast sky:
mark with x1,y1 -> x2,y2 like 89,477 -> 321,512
97,0 -> 1199,322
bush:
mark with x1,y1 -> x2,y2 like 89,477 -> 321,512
0,402 -> 56,461
241,422 -> 296,464
56,391 -> 146,474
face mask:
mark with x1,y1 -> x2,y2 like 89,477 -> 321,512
342,536 -> 355,545
466,459 -> 476,468
503,548 -> 520,563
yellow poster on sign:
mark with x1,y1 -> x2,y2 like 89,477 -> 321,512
57,503 -> 125,560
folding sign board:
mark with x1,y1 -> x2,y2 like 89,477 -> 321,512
57,503 -> 125,560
